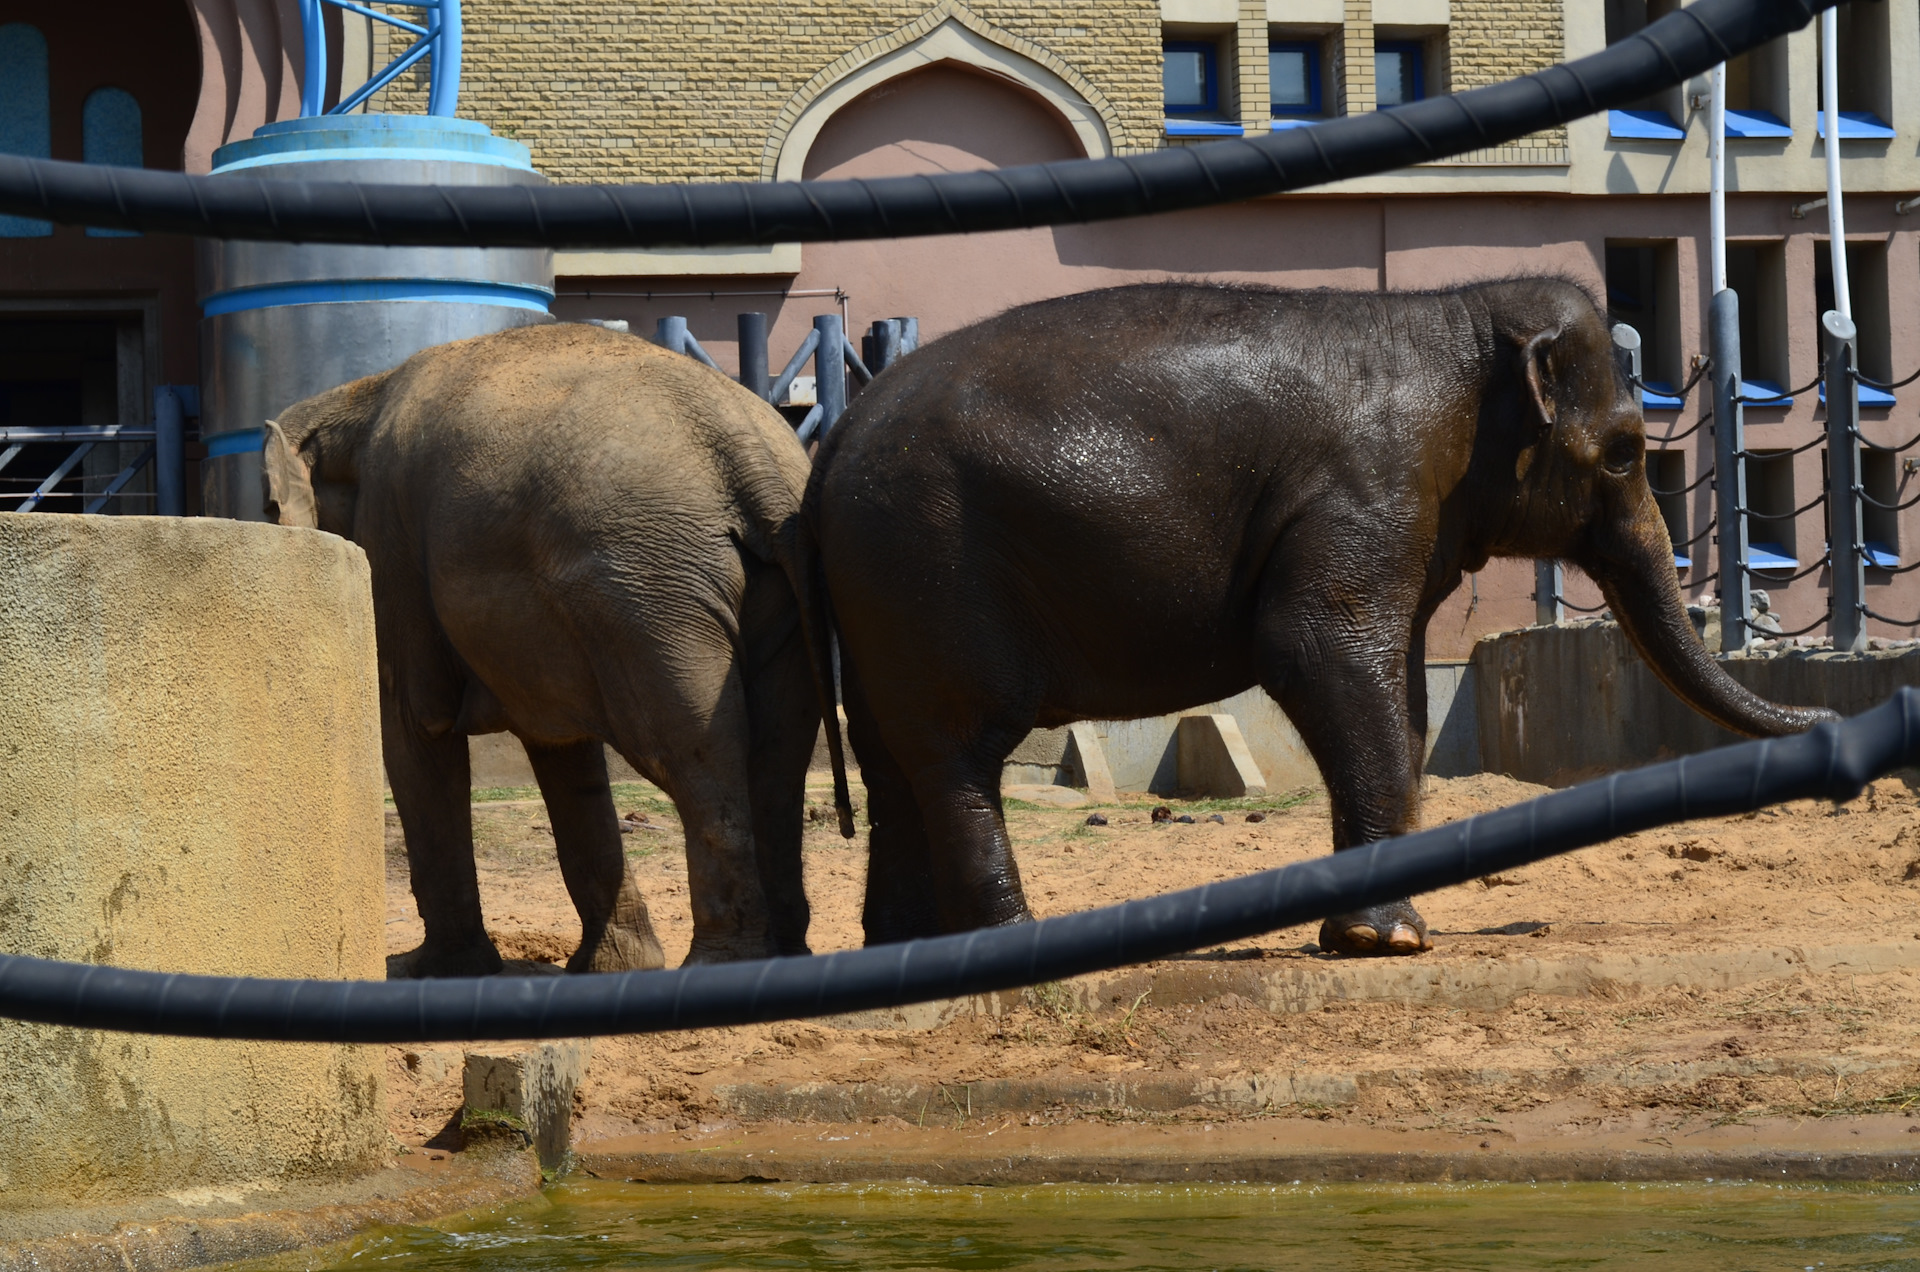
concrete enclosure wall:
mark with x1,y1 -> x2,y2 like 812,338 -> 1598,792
0,514 -> 387,1204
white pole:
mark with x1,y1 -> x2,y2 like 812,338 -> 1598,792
1708,62 -> 1726,294
1822,7 -> 1851,320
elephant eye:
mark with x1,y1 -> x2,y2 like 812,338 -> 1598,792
1603,435 -> 1641,474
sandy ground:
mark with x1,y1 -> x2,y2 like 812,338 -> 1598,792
383,771 -> 1920,1155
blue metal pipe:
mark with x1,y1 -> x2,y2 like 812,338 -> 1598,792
428,0 -> 462,117
300,0 -> 327,117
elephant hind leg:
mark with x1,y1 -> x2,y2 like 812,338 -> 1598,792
525,737 -> 665,973
385,719 -> 503,979
740,568 -> 817,956
845,660 -> 939,945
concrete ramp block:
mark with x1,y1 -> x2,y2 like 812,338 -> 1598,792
1176,713 -> 1268,798
1066,722 -> 1118,802
464,1040 -> 592,1170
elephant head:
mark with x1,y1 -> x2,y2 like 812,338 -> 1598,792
261,372 -> 385,535
1484,280 -> 1831,738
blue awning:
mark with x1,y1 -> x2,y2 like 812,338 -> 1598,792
1749,543 -> 1798,571
1269,119 -> 1318,131
1641,379 -> 1684,409
1816,110 -> 1896,140
1743,378 -> 1793,406
1166,119 -> 1245,137
1867,541 -> 1901,570
1674,553 -> 1692,569
1609,109 -> 1685,141
1723,109 -> 1791,138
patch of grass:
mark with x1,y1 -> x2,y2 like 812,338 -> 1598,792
471,785 -> 541,804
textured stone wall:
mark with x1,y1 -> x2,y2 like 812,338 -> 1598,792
371,0 -> 1161,183
0,515 -> 386,1202
1449,0 -> 1567,153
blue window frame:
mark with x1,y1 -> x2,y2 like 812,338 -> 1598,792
1374,40 -> 1424,108
0,23 -> 51,238
1269,41 -> 1321,116
83,88 -> 143,238
1163,41 -> 1218,115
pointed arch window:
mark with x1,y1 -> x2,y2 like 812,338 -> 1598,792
83,87 -> 143,237
0,23 -> 51,237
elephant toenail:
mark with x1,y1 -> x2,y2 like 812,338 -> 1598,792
1344,924 -> 1380,950
1386,925 -> 1423,952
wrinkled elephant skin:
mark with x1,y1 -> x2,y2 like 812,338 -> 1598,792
266,324 -> 850,975
808,280 -> 1832,956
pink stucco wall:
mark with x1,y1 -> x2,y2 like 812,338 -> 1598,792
553,61 -> 1920,657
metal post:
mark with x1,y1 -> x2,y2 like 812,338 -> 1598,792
154,386 -> 185,517
427,0 -> 463,118
1533,560 -> 1563,626
1710,287 -> 1750,651
1708,63 -> 1727,295
655,315 -> 688,355
299,0 -> 327,117
898,317 -> 920,354
737,313 -> 769,399
1825,309 -> 1865,651
813,313 -> 846,432
870,319 -> 902,373
1821,8 -> 1851,323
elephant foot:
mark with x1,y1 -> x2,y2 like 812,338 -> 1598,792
387,936 -> 504,980
681,932 -> 778,966
568,921 -> 666,974
1318,900 -> 1431,957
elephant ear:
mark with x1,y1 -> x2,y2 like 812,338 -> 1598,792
1521,325 -> 1564,434
261,419 -> 318,528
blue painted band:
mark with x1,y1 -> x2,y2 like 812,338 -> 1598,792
203,428 -> 263,458
202,278 -> 554,318
211,147 -> 532,172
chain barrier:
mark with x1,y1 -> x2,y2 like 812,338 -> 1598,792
1649,466 -> 1715,498
1852,366 -> 1920,393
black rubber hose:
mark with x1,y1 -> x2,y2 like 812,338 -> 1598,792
0,0 -> 1836,247
0,687 -> 1910,1044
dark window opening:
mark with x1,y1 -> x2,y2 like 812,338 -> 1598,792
1606,241 -> 1682,395
1814,241 -> 1891,386
1374,40 -> 1424,107
1269,40 -> 1322,116
1724,241 -> 1789,394
1743,449 -> 1799,568
1604,0 -> 1684,121
1861,448 -> 1902,569
1163,41 -> 1220,114
1818,0 -> 1892,129
1649,450 -> 1692,567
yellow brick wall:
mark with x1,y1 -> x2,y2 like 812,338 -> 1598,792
372,0 -> 1162,183
1447,0 -> 1566,151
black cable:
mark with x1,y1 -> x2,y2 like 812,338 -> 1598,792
1749,551 -> 1829,583
1853,366 -> 1920,392
1871,556 -> 1920,576
1649,466 -> 1713,497
1851,427 -> 1920,455
1551,592 -> 1611,614
0,687 -> 1906,1044
1736,433 -> 1826,460
1676,521 -> 1716,549
0,0 -> 1842,246
1733,371 -> 1823,406
1861,605 -> 1920,628
1856,485 -> 1920,513
1753,605 -> 1833,639
1634,360 -> 1711,409
1652,413 -> 1711,444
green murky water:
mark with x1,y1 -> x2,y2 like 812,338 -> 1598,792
295,1179 -> 1920,1271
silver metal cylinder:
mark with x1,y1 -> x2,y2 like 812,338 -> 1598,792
197,115 -> 553,519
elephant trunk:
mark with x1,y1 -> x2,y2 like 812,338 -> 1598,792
1580,498 -> 1834,738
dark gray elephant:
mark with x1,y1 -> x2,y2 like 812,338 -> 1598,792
809,278 -> 1832,957
264,322 -> 852,977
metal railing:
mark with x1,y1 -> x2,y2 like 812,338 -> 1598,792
299,0 -> 461,118
650,313 -> 919,442
0,386 -> 191,516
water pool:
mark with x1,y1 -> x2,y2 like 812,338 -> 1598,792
286,1179 -> 1920,1271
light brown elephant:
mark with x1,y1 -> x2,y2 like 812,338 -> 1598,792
264,322 -> 851,977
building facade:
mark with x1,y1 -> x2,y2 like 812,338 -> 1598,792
2,0 -> 1917,652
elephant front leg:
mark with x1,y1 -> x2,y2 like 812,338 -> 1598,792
1261,603 -> 1431,958
385,718 -> 504,978
525,737 -> 665,973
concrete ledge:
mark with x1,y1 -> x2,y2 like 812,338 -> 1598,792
464,1041 -> 593,1170
1176,713 -> 1268,797
579,1115 -> 1920,1184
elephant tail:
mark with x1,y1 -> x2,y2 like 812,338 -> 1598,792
778,520 -> 855,839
